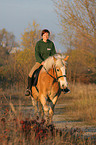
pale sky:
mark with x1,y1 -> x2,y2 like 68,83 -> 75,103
0,0 -> 64,52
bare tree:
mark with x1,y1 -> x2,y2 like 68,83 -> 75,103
53,0 -> 96,83
53,0 -> 96,51
0,28 -> 19,52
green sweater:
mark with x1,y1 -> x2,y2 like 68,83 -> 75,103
35,39 -> 56,63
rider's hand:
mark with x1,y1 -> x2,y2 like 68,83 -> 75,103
41,61 -> 44,65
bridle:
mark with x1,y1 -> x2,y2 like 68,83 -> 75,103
34,65 -> 66,93
43,65 -> 66,82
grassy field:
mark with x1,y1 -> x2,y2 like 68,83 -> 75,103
57,83 -> 96,125
0,83 -> 96,144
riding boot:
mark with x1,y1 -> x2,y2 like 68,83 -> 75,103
25,76 -> 32,96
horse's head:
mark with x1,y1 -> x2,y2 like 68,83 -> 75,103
43,54 -> 69,90
53,55 -> 69,90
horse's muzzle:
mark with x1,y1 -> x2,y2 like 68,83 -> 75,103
60,84 -> 67,90
61,87 -> 70,93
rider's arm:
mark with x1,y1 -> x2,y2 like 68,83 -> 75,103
51,42 -> 56,56
35,42 -> 43,64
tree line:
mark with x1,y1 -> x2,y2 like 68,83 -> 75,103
54,0 -> 96,83
0,22 -> 41,88
0,0 -> 96,88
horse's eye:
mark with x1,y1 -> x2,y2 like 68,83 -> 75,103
57,69 -> 59,71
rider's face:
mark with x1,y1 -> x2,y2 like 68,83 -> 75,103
42,32 -> 49,42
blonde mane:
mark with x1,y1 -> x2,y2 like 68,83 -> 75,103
43,56 -> 54,71
43,53 -> 66,72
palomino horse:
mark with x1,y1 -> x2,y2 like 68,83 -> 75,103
31,53 -> 69,123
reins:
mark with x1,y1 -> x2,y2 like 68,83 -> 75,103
43,66 -> 57,81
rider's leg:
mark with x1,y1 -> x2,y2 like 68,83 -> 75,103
25,76 -> 32,96
25,62 -> 41,96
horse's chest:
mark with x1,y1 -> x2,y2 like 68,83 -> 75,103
47,82 -> 59,96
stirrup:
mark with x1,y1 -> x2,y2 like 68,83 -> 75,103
25,89 -> 31,96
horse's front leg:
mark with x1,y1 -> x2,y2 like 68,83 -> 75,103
40,94 -> 49,124
38,101 -> 44,120
49,95 -> 58,124
31,97 -> 39,117
31,97 -> 44,120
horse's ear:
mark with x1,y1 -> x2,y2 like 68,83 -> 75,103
64,56 -> 69,61
53,56 -> 57,63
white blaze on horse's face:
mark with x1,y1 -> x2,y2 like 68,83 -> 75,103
56,59 -> 68,89
60,66 -> 68,89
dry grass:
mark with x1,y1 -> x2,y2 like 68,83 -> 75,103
0,83 -> 96,144
58,83 -> 96,125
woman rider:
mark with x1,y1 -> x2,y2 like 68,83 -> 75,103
25,29 -> 56,96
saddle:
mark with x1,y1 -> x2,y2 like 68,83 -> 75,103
32,65 -> 43,86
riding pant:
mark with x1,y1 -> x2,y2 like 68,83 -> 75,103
28,62 -> 41,78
